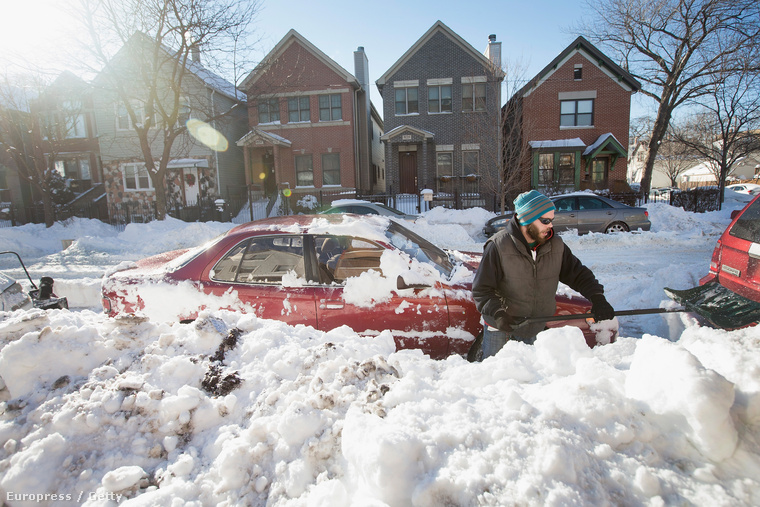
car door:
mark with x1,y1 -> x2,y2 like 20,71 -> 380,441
552,197 -> 578,232
202,234 -> 319,327
311,234 -> 453,359
577,196 -> 616,233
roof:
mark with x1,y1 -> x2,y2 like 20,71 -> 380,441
528,138 -> 586,149
376,20 -> 503,91
241,29 -> 360,90
380,125 -> 435,142
514,36 -> 641,99
236,128 -> 292,147
583,133 -> 626,157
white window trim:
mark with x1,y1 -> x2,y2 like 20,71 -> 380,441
121,162 -> 153,191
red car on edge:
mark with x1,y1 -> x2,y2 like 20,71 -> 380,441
102,214 -> 606,359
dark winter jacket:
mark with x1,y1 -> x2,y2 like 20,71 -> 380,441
472,215 -> 604,339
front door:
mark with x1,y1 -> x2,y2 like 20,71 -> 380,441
591,159 -> 608,187
399,151 -> 417,194
183,167 -> 200,205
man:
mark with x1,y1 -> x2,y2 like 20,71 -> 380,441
472,190 -> 615,358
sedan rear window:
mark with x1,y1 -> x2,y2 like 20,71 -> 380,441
730,199 -> 760,243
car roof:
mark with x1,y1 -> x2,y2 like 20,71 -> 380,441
225,214 -> 394,243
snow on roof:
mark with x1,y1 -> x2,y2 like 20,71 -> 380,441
583,133 -> 620,156
186,59 -> 244,103
529,138 -> 586,149
167,158 -> 209,168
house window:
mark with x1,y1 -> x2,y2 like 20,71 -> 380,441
591,159 -> 607,185
558,153 -> 575,184
462,83 -> 486,112
116,101 -> 148,130
436,152 -> 453,192
538,153 -> 554,185
258,98 -> 280,124
319,94 -> 342,121
62,101 -> 86,138
55,157 -> 91,181
295,154 -> 313,187
288,96 -> 310,122
322,153 -> 340,185
395,87 -> 418,115
560,99 -> 593,127
123,163 -> 152,191
428,85 -> 452,113
574,66 -> 583,80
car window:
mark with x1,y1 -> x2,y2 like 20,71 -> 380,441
578,197 -> 611,210
210,235 -> 305,284
385,221 -> 453,276
315,235 -> 383,283
730,198 -> 760,243
353,206 -> 377,215
554,197 -> 576,212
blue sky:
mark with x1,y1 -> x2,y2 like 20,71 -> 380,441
0,0 -> 654,118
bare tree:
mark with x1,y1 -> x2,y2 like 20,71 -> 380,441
0,73 -> 84,226
655,126 -> 700,187
673,67 -> 760,207
581,0 -> 760,198
77,0 -> 259,219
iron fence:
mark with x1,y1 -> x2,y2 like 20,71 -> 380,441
0,186 -> 727,230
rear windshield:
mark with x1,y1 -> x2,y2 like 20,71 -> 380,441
730,199 -> 760,242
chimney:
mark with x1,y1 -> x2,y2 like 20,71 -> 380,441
485,34 -> 501,69
354,46 -> 369,90
190,46 -> 201,64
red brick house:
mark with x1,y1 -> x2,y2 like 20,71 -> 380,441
504,36 -> 641,195
238,30 -> 382,203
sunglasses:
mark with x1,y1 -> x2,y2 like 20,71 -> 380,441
537,217 -> 553,225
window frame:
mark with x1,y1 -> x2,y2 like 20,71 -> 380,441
462,83 -> 486,112
436,152 -> 453,193
322,153 -> 341,186
295,154 -> 314,187
288,96 -> 311,123
258,98 -> 280,124
122,162 -> 152,191
560,99 -> 594,127
428,85 -> 452,114
319,94 -> 342,122
394,86 -> 419,115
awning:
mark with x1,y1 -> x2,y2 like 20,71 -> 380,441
528,138 -> 585,149
380,124 -> 435,142
167,158 -> 209,168
582,133 -> 626,172
236,128 -> 292,147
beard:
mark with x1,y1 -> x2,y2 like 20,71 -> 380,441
526,222 -> 551,245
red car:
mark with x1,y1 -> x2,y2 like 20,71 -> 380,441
102,215 -> 605,359
689,193 -> 760,327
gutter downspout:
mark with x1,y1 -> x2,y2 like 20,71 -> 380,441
354,87 -> 361,194
210,88 -> 222,198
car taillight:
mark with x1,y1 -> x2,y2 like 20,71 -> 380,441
708,239 -> 722,275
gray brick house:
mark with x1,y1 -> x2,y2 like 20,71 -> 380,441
376,21 -> 503,203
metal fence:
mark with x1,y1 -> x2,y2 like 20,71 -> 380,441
0,186 -> 726,230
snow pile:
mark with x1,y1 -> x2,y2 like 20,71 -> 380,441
0,200 -> 759,505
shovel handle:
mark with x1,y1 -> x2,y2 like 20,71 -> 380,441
514,307 -> 686,328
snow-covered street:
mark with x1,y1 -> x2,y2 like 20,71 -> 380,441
0,200 -> 758,506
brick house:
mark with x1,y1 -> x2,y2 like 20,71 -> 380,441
34,72 -> 104,205
376,21 -> 503,201
92,32 -> 248,218
238,30 -> 383,203
505,36 -> 641,195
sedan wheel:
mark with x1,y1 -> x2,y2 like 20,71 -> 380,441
605,221 -> 629,233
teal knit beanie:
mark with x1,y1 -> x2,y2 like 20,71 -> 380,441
514,190 -> 555,226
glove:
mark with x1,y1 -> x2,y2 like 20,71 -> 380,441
589,294 -> 615,322
492,308 -> 514,331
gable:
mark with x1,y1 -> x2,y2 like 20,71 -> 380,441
517,36 -> 640,99
376,20 -> 499,91
242,30 -> 358,92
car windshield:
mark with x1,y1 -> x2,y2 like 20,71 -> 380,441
375,203 -> 406,216
384,221 -> 453,277
730,198 -> 760,242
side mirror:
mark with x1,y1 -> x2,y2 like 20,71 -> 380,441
396,275 -> 430,290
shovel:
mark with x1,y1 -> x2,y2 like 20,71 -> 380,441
664,281 -> 760,329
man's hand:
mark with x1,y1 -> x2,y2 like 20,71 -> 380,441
493,308 -> 514,331
590,294 -> 615,322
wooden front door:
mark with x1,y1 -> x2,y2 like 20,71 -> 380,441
399,151 -> 417,194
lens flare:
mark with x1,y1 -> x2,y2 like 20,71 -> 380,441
282,189 -> 292,197
186,119 -> 229,152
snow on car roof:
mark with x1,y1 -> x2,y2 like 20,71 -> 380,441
226,214 -> 393,243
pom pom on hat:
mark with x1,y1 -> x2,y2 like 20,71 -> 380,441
513,190 -> 555,226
